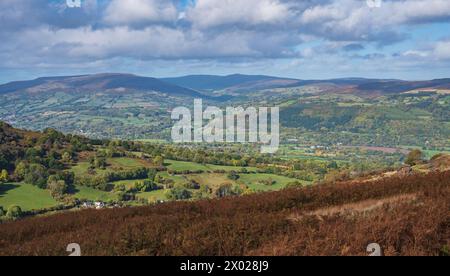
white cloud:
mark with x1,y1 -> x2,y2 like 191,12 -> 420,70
0,0 -> 450,80
186,0 -> 293,29
400,40 -> 450,61
433,41 -> 450,60
298,0 -> 450,42
103,0 -> 178,26
402,50 -> 429,58
1,26 -> 276,62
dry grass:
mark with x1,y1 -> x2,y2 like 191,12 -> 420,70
0,170 -> 448,256
288,193 -> 418,221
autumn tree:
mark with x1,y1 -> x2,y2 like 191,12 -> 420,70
134,180 -> 159,193
147,169 -> 157,182
216,183 -> 241,198
153,156 -> 164,167
47,176 -> 68,198
90,156 -> 107,169
285,181 -> 303,189
166,187 -> 192,200
62,152 -> 72,164
227,171 -> 240,181
405,149 -> 424,166
14,162 -> 28,181
24,164 -> 48,188
6,205 -> 22,219
0,169 -> 8,183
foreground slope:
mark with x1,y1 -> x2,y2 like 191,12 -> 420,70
0,169 -> 448,256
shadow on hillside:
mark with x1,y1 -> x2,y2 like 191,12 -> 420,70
0,183 -> 20,198
66,184 -> 115,195
66,185 -> 80,195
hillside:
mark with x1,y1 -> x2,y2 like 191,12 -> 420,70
351,79 -> 450,97
0,122 -> 90,172
0,122 -> 322,217
0,73 -> 449,147
0,74 -> 200,139
161,74 -> 301,92
0,169 -> 448,256
162,74 -> 450,95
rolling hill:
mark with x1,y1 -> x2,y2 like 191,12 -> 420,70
0,73 -> 449,144
2,73 -> 449,98
161,74 -> 301,92
0,73 -> 203,98
162,74 -> 450,95
354,78 -> 450,95
295,78 -> 450,97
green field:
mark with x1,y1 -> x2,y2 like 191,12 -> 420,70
108,157 -> 149,169
188,173 -> 235,187
137,189 -> 167,202
69,161 -> 98,176
111,172 -> 188,189
70,157 -> 152,177
180,172 -> 304,192
0,159 -> 312,212
399,146 -> 450,159
423,150 -> 450,159
166,160 -> 258,172
135,139 -> 167,143
238,174 -> 308,192
157,172 -> 187,185
70,185 -> 116,202
0,183 -> 59,211
115,171 -> 305,199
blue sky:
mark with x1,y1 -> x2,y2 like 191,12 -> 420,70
0,0 -> 449,84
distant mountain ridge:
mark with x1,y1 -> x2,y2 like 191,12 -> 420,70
355,78 -> 450,94
162,74 -> 450,95
1,73 -> 449,97
0,73 -> 448,144
161,74 -> 301,92
0,73 -> 203,98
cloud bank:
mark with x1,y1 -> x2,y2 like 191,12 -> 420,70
0,0 -> 449,82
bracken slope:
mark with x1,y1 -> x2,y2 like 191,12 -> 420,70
0,170 -> 448,256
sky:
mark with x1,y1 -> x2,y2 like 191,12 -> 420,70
0,0 -> 449,84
